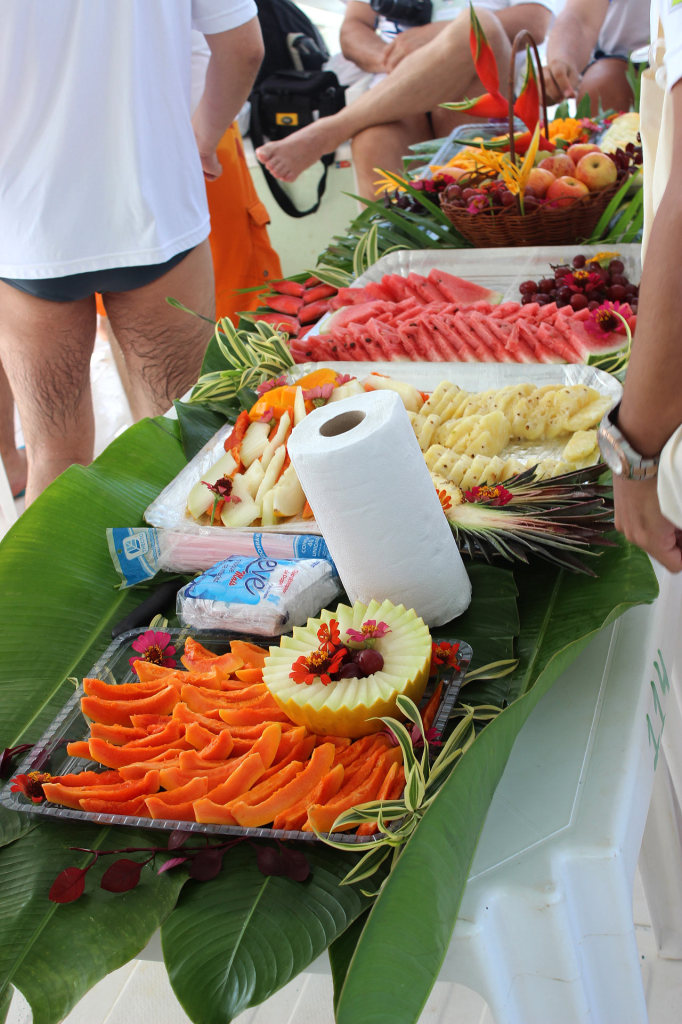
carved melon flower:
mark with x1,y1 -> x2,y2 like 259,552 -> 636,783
129,630 -> 176,672
464,484 -> 513,507
11,771 -> 54,803
345,620 -> 391,645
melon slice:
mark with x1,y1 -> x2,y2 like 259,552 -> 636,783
262,600 -> 432,738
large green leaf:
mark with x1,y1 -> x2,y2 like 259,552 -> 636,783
333,538 -> 656,1024
162,844 -> 370,1023
0,822 -> 186,1024
0,417 -> 187,751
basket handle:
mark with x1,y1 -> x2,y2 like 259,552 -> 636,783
507,29 -> 550,168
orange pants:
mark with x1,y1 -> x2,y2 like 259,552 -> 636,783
97,123 -> 281,324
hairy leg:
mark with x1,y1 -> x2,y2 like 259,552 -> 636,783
257,6 -> 511,183
351,114 -> 431,199
578,59 -> 635,116
102,240 -> 215,418
0,282 -> 97,505
0,360 -> 27,497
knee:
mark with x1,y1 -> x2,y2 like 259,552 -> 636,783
578,60 -> 634,115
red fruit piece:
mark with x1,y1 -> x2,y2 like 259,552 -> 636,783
267,294 -> 303,316
302,283 -> 337,304
298,299 -> 332,325
271,279 -> 305,297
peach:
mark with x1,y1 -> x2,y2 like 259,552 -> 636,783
574,152 -> 618,191
538,153 -> 577,178
546,175 -> 590,207
525,167 -> 556,198
566,143 -> 602,164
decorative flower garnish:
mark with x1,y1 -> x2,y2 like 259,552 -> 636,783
11,770 -> 53,803
335,373 -> 354,386
290,646 -> 347,686
585,301 -> 634,336
464,484 -> 513,507
559,270 -> 604,292
345,620 -> 391,645
430,641 -> 462,673
437,489 -> 453,512
257,409 -> 275,423
203,476 -> 234,499
303,382 -> 335,405
317,619 -> 342,651
129,630 -> 176,672
547,117 -> 588,145
385,721 -> 441,751
256,375 -> 288,396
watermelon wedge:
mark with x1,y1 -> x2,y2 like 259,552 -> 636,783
427,268 -> 501,306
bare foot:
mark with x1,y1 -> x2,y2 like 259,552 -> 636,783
256,119 -> 345,182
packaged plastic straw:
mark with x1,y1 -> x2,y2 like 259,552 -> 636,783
107,527 -> 336,587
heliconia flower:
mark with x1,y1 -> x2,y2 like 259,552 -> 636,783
256,375 -> 288,396
430,640 -> 462,671
584,301 -> 634,336
511,130 -> 555,155
317,619 -> 341,651
129,630 -> 176,672
464,484 -> 513,507
444,91 -> 509,121
345,620 -> 391,644
513,47 -> 540,132
468,1 -> 500,95
11,771 -> 53,803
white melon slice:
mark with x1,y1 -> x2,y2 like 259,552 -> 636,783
260,412 -> 290,471
272,463 -> 306,518
239,421 -> 271,467
327,379 -> 365,403
220,495 -> 261,528
187,450 -> 237,520
293,386 -> 307,425
255,443 -> 286,505
262,599 -> 432,737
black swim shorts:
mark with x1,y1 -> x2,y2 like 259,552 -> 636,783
0,247 -> 192,303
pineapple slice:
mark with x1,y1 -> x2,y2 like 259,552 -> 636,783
262,600 -> 432,738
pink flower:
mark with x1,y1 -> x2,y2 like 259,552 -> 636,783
129,630 -> 176,672
256,375 -> 288,396
345,619 -> 391,644
464,484 -> 512,507
584,301 -> 634,336
335,373 -> 354,385
303,383 -> 335,403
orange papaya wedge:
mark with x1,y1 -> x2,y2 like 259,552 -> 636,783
81,686 -> 179,726
229,639 -> 268,668
172,702 -> 229,735
145,795 -> 197,821
233,667 -> 263,685
82,677 -> 170,700
230,743 -> 336,828
121,719 -> 186,749
356,761 -> 401,836
129,713 -> 174,729
305,750 -> 402,833
203,752 -> 266,804
261,735 -> 316,778
66,740 -> 95,760
159,763 -> 236,790
46,769 -> 121,787
79,795 -> 150,816
89,722 -> 150,745
272,762 -> 345,832
118,754 -> 182,780
196,728 -> 234,761
180,637 -> 220,663
42,771 -> 161,810
89,735 -> 184,769
191,798 -> 238,825
151,775 -> 209,805
184,721 -> 217,750
225,761 -> 303,811
216,706 -> 291,727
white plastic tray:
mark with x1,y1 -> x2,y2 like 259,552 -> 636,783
144,362 -> 621,536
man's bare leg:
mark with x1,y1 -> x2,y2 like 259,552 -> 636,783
102,240 -> 215,417
0,361 -> 27,497
0,283 -> 97,505
578,59 -> 634,116
257,7 -> 512,184
351,114 -> 431,198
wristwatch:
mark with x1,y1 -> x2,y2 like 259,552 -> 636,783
597,401 -> 659,480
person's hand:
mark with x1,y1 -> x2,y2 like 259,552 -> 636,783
198,150 -> 223,182
382,25 -> 435,72
613,474 -> 682,572
545,59 -> 581,100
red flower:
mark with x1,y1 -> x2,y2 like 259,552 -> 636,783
559,269 -> 604,293
11,771 -> 53,803
317,619 -> 341,651
464,484 -> 513,507
129,630 -> 176,673
430,641 -> 461,673
289,645 -> 348,686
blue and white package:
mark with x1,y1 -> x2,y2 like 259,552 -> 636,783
176,555 -> 342,635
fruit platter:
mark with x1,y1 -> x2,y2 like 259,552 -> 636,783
3,620 -> 472,843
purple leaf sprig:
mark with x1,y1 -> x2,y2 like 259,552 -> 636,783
49,831 -> 310,904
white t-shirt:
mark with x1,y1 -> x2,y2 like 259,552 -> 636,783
653,0 -> 682,90
355,0 -> 554,44
0,0 -> 256,279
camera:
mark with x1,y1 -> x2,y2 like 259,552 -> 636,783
370,0 -> 432,26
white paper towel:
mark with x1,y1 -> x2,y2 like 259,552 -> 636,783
287,390 -> 471,626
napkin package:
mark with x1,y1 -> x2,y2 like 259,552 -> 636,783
287,390 -> 471,626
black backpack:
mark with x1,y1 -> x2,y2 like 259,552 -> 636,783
249,0 -> 347,217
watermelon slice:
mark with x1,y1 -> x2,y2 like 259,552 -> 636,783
427,268 -> 501,306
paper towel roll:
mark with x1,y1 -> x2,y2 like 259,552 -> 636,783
287,390 -> 471,626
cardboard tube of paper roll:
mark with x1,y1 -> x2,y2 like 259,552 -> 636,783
287,390 -> 471,626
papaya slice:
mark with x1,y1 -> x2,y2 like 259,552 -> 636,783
196,728 -> 234,761
132,661 -> 178,683
129,713 -> 174,729
234,667 -> 263,685
118,753 -> 181,780
89,735 -> 184,769
229,640 -> 268,668
145,795 -> 197,821
66,740 -> 95,760
82,677 -> 171,700
151,775 -> 209,805
216,706 -> 291,727
79,795 -> 149,816
273,762 -> 345,832
191,798 -> 238,825
181,637 -> 221,664
121,719 -> 186,749
356,761 -> 402,836
160,763 -> 235,790
261,735 -> 316,779
81,686 -> 179,726
173,702 -> 229,735
89,722 -> 149,745
305,750 -> 402,833
230,743 -> 336,828
333,734 -> 384,769
42,771 -> 160,810
46,769 -> 120,787
203,753 -> 266,804
184,721 -> 217,750
226,760 -> 303,811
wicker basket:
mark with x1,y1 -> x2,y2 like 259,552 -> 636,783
438,30 -> 625,248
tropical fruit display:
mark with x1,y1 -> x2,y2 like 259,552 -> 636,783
262,600 -> 432,738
